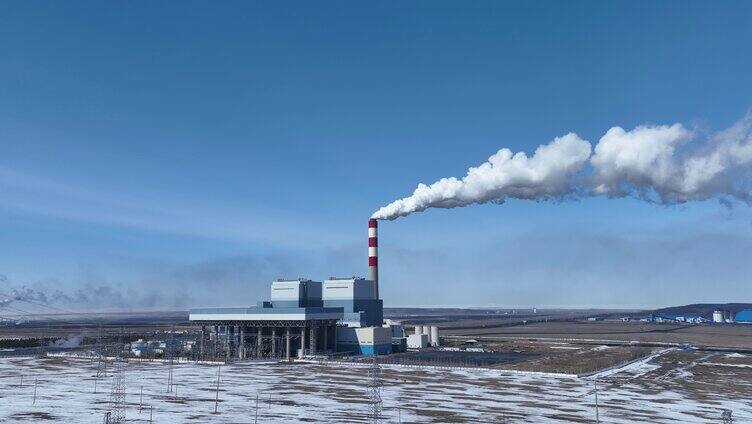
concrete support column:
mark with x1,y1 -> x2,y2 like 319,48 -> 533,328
271,328 -> 277,357
199,326 -> 205,359
310,324 -> 318,354
257,326 -> 263,357
333,324 -> 338,353
239,327 -> 245,359
301,326 -> 306,355
213,325 -> 219,359
285,327 -> 291,361
226,325 -> 232,359
323,324 -> 328,353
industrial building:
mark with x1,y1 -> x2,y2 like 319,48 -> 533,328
407,325 -> 440,349
736,310 -> 752,323
189,219 -> 397,358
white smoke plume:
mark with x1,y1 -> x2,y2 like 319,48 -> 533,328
371,133 -> 592,220
591,113 -> 752,203
373,112 -> 752,220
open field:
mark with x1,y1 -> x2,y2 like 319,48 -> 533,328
1,350 -> 751,423
442,320 -> 752,349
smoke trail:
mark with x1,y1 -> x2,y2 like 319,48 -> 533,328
591,113 -> 752,204
371,133 -> 592,220
373,112 -> 752,220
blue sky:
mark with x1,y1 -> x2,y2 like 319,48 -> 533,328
1,1 -> 751,309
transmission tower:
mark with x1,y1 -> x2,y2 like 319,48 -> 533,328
95,325 -> 108,378
367,355 -> 383,424
166,327 -> 175,393
107,359 -> 126,423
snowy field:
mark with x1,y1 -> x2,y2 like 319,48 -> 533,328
1,349 -> 751,423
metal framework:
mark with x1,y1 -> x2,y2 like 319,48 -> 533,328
107,359 -> 126,424
195,319 -> 339,360
368,355 -> 383,424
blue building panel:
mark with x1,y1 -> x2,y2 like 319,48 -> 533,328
360,344 -> 392,355
337,343 -> 392,356
736,310 -> 752,323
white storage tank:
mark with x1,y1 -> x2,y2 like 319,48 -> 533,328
430,326 -> 439,347
414,325 -> 423,335
422,325 -> 431,345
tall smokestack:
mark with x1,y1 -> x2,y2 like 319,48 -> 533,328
368,218 -> 379,299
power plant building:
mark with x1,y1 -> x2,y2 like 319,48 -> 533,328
323,277 -> 383,327
189,278 -> 343,360
188,219 -> 390,357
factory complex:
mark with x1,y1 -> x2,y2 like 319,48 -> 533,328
188,219 -> 439,358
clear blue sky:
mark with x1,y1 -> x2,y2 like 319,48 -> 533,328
1,1 -> 751,310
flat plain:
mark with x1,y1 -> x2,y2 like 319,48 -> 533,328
442,320 -> 752,349
1,348 -> 751,423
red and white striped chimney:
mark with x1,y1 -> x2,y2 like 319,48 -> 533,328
368,218 -> 379,299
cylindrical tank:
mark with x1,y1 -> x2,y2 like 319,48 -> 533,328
422,325 -> 431,345
430,326 -> 440,347
414,325 -> 423,335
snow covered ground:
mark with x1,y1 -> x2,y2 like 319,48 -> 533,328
0,349 -> 751,423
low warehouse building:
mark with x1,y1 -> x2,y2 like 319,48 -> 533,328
337,326 -> 393,355
407,333 -> 429,349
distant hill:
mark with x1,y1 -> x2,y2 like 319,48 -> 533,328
654,303 -> 752,319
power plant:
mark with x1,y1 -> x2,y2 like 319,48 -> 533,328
188,219 -> 406,357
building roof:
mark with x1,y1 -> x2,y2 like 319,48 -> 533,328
189,306 -> 343,322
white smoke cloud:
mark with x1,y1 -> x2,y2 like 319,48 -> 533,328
371,133 -> 592,220
590,123 -> 693,199
591,113 -> 752,203
373,112 -> 752,220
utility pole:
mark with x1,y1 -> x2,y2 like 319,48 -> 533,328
254,392 -> 259,424
214,365 -> 221,414
594,379 -> 600,424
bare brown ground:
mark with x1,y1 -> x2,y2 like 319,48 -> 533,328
442,320 -> 752,349
502,345 -> 654,374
